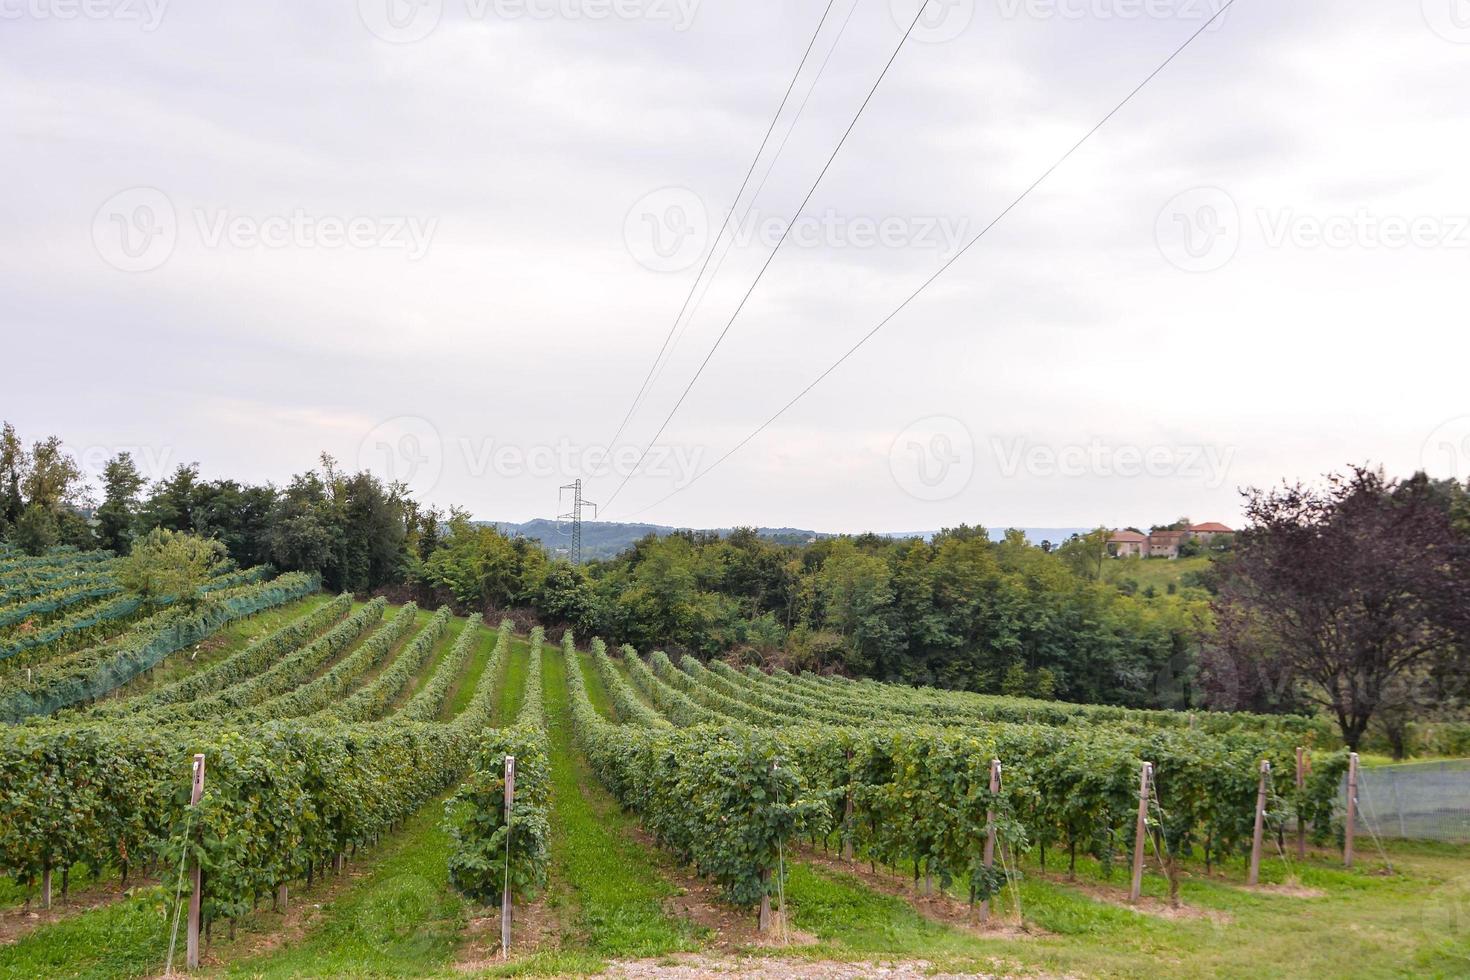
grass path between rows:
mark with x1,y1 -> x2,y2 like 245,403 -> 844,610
392,617 -> 467,712
497,647 -> 700,974
219,797 -> 468,979
440,623 -> 499,722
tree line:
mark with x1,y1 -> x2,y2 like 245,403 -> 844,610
1,422 -> 417,594
4,420 -> 1467,747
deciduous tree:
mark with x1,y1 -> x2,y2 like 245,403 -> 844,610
1206,467 -> 1470,749
118,527 -> 228,608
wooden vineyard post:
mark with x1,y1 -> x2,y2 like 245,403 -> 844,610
1344,752 -> 1359,869
1129,762 -> 1152,903
41,866 -> 51,910
276,883 -> 288,911
187,753 -> 206,971
1295,747 -> 1308,860
980,759 -> 1001,922
1248,760 -> 1270,885
841,749 -> 854,861
501,755 -> 515,960
759,759 -> 777,934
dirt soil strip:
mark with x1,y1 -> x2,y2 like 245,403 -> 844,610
455,891 -> 566,970
0,876 -> 158,946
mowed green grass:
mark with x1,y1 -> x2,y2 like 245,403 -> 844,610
221,799 -> 469,979
439,623 -> 499,722
496,639 -> 531,725
394,616 -> 467,709
771,837 -> 1470,979
0,887 -> 175,979
531,648 -> 700,961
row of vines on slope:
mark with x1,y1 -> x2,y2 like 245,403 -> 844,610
0,605 -> 520,929
564,638 -> 1348,916
0,571 -> 316,721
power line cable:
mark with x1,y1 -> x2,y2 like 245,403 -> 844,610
603,0 -> 843,452
603,0 -> 935,510
614,0 -> 1237,520
641,0 -> 864,402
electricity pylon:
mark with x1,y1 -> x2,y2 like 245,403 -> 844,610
558,479 -> 597,565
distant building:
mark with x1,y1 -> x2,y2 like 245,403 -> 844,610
1145,529 -> 1188,558
1108,530 -> 1148,558
1109,522 -> 1234,559
1186,521 -> 1235,544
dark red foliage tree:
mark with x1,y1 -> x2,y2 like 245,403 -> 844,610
1204,467 -> 1470,749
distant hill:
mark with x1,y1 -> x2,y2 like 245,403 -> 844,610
484,520 -> 1092,562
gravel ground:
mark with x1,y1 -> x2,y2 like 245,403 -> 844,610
604,955 -> 1002,978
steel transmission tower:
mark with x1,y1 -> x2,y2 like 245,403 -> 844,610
558,479 -> 598,565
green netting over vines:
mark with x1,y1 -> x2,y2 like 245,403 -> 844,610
0,572 -> 319,722
0,566 -> 271,663
0,584 -> 124,631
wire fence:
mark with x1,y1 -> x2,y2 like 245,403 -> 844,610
1343,758 -> 1470,842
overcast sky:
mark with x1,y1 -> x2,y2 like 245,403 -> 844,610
3,0 -> 1468,533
